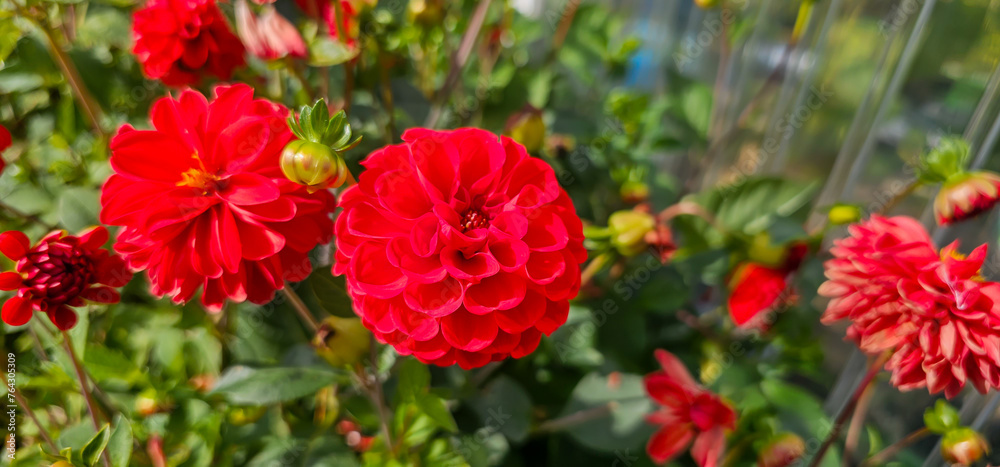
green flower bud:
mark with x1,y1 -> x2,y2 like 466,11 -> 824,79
280,140 -> 349,191
758,433 -> 806,467
504,105 -> 546,154
282,99 -> 361,191
313,315 -> 371,367
608,209 -> 656,257
827,204 -> 862,225
620,180 -> 650,204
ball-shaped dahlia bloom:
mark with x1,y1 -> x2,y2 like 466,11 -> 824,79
333,128 -> 586,369
132,0 -> 246,87
644,349 -> 736,467
820,215 -> 1000,398
101,84 -> 336,312
0,227 -> 131,330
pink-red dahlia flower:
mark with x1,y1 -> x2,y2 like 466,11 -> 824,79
644,349 -> 736,467
100,84 -> 336,312
132,0 -> 246,87
333,128 -> 586,369
235,0 -> 307,60
820,215 -> 1000,398
0,227 -> 131,330
934,171 -> 1000,225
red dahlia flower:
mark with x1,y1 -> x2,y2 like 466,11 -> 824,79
100,84 -> 336,311
132,0 -> 246,87
0,227 -> 131,330
333,128 -> 586,369
934,171 -> 1000,225
644,349 -> 736,467
820,215 -> 1000,398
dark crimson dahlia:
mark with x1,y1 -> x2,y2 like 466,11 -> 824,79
0,227 -> 131,330
333,128 -> 586,369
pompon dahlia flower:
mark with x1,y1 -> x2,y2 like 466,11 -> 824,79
644,349 -> 736,467
0,228 -> 131,330
100,84 -> 336,311
333,128 -> 586,369
132,0 -> 246,87
820,215 -> 1000,398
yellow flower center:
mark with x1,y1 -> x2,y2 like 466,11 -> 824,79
176,152 -> 220,194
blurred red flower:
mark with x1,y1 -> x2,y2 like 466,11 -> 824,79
644,349 -> 736,467
0,124 -> 10,173
333,128 -> 586,369
0,227 -> 131,330
727,243 -> 808,329
820,215 -> 1000,398
100,84 -> 336,312
296,0 -> 357,45
235,0 -> 307,60
132,0 -> 246,86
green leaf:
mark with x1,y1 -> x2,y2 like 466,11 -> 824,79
415,393 -> 458,433
693,177 -> 819,235
561,372 -> 654,452
57,187 -> 100,233
107,416 -> 133,467
0,14 -> 20,63
527,69 -> 554,108
210,366 -> 340,406
681,83 -> 713,138
309,37 -> 359,67
468,376 -> 532,443
395,357 -> 430,403
924,399 -> 961,434
307,271 -> 356,318
81,424 -> 109,467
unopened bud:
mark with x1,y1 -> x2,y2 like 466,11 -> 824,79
934,171 -> 1000,225
608,209 -> 656,257
313,316 -> 371,367
942,428 -> 989,465
827,204 -> 861,225
758,433 -> 806,467
505,105 -> 546,154
280,140 -> 349,191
